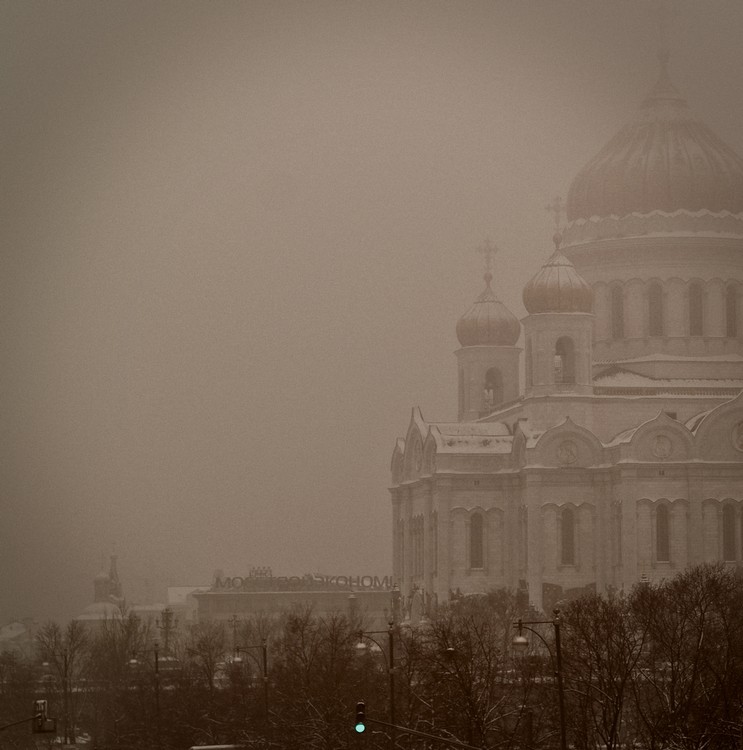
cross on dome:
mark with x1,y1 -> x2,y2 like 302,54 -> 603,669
477,237 -> 500,280
545,196 -> 566,231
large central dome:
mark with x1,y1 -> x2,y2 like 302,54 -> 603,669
566,55 -> 743,223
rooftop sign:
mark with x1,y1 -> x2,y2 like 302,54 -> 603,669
211,573 -> 393,593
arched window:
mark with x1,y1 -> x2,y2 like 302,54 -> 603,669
648,282 -> 664,337
689,282 -> 704,336
726,285 -> 738,338
611,285 -> 624,339
484,367 -> 503,410
470,513 -> 484,569
554,337 -> 576,384
723,505 -> 736,561
656,505 -> 670,562
561,507 -> 575,565
526,338 -> 533,388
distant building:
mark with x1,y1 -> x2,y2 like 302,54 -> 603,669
76,555 -> 125,625
194,568 -> 395,630
390,54 -> 743,614
75,555 -> 203,628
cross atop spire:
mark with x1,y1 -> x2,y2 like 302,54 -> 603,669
477,237 -> 500,276
545,196 -> 566,231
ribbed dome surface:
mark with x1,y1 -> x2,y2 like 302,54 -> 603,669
523,250 -> 593,314
567,56 -> 743,222
456,273 -> 521,346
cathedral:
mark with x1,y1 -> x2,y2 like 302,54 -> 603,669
390,54 -> 743,614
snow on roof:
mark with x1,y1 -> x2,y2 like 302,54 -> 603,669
433,422 -> 511,437
594,370 -> 743,389
429,423 -> 513,453
436,435 -> 513,453
594,353 -> 743,365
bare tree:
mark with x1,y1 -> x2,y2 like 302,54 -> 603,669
629,564 -> 743,750
35,620 -> 90,744
561,592 -> 646,750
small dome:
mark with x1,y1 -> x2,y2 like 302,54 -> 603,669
456,272 -> 521,346
523,248 -> 593,314
567,54 -> 743,223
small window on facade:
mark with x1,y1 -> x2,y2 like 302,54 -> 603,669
484,367 -> 503,410
723,505 -> 736,562
689,282 -> 704,336
648,283 -> 664,337
656,505 -> 670,562
611,285 -> 624,340
726,285 -> 738,338
526,338 -> 533,388
554,337 -> 576,384
561,507 -> 575,566
470,513 -> 484,569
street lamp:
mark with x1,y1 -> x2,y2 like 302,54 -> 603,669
233,639 -> 270,728
356,620 -> 396,750
512,609 -> 567,750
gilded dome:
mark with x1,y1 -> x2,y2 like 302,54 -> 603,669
456,272 -> 521,346
523,246 -> 593,314
567,55 -> 743,223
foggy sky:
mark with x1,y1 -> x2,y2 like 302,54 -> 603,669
2,0 -> 743,622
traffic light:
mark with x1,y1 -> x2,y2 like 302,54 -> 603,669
32,699 -> 56,734
354,701 -> 366,733
33,700 -> 47,733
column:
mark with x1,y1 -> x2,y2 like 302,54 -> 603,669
706,279 -> 726,338
434,478 -> 452,602
523,472 -> 543,612
624,280 -> 645,339
665,279 -> 686,338
618,469 -> 639,590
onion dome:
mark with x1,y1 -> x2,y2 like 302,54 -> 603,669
523,236 -> 593,314
456,272 -> 520,346
567,52 -> 743,223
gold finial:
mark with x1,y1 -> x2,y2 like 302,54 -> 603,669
545,196 -> 565,231
477,237 -> 500,281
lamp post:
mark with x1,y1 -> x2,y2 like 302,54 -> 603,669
156,607 -> 177,655
356,620 -> 396,750
129,642 -> 160,749
512,609 -> 567,750
233,639 -> 269,728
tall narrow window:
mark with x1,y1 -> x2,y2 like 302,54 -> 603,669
526,338 -> 533,388
726,285 -> 738,338
470,513 -> 484,569
723,505 -> 736,561
561,507 -> 575,565
656,505 -> 670,562
689,282 -> 704,336
484,367 -> 503,410
554,337 -> 576,384
611,285 -> 624,339
648,282 -> 664,337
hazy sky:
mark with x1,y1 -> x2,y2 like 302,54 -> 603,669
2,0 -> 743,622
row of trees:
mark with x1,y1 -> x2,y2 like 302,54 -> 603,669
2,563 -> 743,750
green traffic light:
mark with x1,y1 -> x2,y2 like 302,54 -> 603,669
354,722 -> 366,733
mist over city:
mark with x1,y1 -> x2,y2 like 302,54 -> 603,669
2,0 -> 743,625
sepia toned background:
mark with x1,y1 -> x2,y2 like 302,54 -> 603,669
2,0 -> 742,621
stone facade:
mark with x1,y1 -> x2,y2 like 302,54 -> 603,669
390,59 -> 743,614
